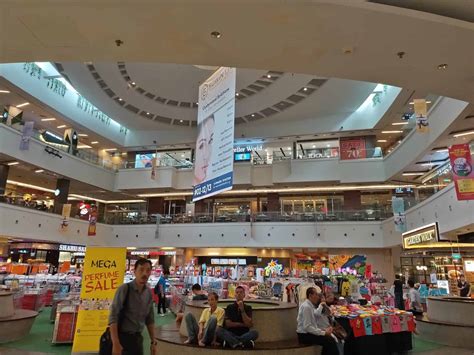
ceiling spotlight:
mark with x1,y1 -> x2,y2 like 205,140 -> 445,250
312,145 -> 316,148
147,112 -> 150,115
392,122 -> 408,126
131,82 -> 136,85
251,114 -> 255,117
179,120 -> 183,123
35,169 -> 44,173
7,161 -> 19,166
377,140 -> 387,143
118,98 -> 123,101
57,125 -> 66,129
210,31 -> 221,39
266,74 -> 272,79
437,64 -> 448,70
381,130 -> 403,134
91,141 -> 99,144
16,102 -> 29,108
195,102 -> 199,105
236,93 -> 240,97
0,90 -> 11,93
41,118 -> 56,122
78,133 -> 88,137
303,87 -> 308,91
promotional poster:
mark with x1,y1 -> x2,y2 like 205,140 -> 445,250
449,143 -> 474,200
88,206 -> 97,236
414,99 -> 429,133
392,197 -> 407,232
193,67 -> 236,201
72,247 -> 126,353
19,121 -> 34,150
340,138 -> 367,160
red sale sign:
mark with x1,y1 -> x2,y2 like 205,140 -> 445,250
449,144 -> 474,200
340,138 -> 367,160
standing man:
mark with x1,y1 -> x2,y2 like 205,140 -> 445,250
154,271 -> 168,316
216,286 -> 259,349
296,287 -> 338,355
109,259 -> 157,355
393,274 -> 404,310
458,275 -> 471,297
407,280 -> 423,316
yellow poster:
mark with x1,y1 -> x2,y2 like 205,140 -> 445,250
72,247 -> 127,353
414,99 -> 429,133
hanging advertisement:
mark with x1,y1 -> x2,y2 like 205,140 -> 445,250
449,144 -> 474,200
60,203 -> 71,232
193,67 -> 236,201
414,99 -> 429,133
392,197 -> 407,232
19,121 -> 34,150
151,156 -> 157,180
135,153 -> 155,168
72,247 -> 126,353
88,206 -> 97,236
340,138 -> 367,160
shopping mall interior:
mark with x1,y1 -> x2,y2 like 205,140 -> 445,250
0,1 -> 473,354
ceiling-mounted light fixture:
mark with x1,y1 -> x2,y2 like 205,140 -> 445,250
16,102 -> 29,108
7,161 -> 19,166
57,125 -> 66,129
382,130 -> 403,134
0,90 -> 10,93
266,74 -> 272,79
392,122 -> 408,126
35,169 -> 44,173
41,118 -> 56,122
437,64 -> 448,70
210,31 -> 221,39
402,172 -> 425,176
453,130 -> 474,138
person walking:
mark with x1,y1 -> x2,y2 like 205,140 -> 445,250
393,274 -> 404,310
296,287 -> 339,355
154,272 -> 168,316
216,286 -> 259,349
184,292 -> 224,346
108,258 -> 157,355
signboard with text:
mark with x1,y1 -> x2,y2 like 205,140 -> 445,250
193,67 -> 236,201
402,223 -> 440,249
72,247 -> 126,352
340,138 -> 367,160
449,143 -> 474,200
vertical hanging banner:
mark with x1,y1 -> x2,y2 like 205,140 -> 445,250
449,144 -> 474,200
151,156 -> 157,180
19,121 -> 34,150
72,247 -> 126,353
392,197 -> 407,232
414,99 -> 429,133
88,206 -> 98,236
193,67 -> 236,201
60,203 -> 71,232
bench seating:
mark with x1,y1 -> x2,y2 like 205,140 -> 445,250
156,324 -> 322,354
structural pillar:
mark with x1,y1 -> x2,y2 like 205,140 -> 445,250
53,178 -> 70,214
0,164 -> 9,198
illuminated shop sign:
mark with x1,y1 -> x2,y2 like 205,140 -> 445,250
402,223 -> 440,249
233,144 -> 263,153
130,250 -> 176,256
59,244 -> 86,253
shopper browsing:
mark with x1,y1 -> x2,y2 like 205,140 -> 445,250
154,272 -> 167,316
108,258 -> 156,355
296,287 -> 339,355
458,275 -> 471,297
191,283 -> 208,301
216,286 -> 259,349
407,280 -> 423,316
184,292 -> 224,347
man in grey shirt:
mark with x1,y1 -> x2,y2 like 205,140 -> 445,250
109,258 -> 157,355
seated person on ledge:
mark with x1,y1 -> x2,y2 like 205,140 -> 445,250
191,283 -> 208,301
407,280 -> 423,316
184,292 -> 224,347
216,286 -> 259,349
297,287 -> 339,355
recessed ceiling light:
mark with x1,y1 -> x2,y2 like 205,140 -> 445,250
57,125 -> 66,128
287,147 -> 291,150
381,130 -> 403,134
303,87 -> 308,91
210,31 -> 221,39
196,102 -> 199,105
7,161 -> 19,166
402,172 -> 425,176
312,145 -> 316,148
41,118 -> 56,122
453,130 -> 474,138
377,140 -> 387,143
16,102 -> 29,108
251,114 -> 255,117
179,120 -> 183,123
104,148 -> 117,152
147,112 -> 150,115
78,133 -> 88,137
0,90 -> 11,93
326,144 -> 331,147
118,98 -> 123,101
392,122 -> 408,126
131,82 -> 136,85
236,93 -> 239,97
437,64 -> 448,70
77,144 -> 92,149
35,169 -> 44,173
91,141 -> 99,144
267,74 -> 272,79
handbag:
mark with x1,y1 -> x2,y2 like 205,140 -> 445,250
330,317 -> 348,340
99,283 -> 130,355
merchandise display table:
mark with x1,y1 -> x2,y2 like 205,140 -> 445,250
332,304 -> 414,355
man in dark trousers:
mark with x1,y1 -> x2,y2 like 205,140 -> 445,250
154,271 -> 168,316
458,275 -> 471,297
109,259 -> 157,355
216,286 -> 259,349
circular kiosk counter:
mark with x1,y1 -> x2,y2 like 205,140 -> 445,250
0,291 -> 38,343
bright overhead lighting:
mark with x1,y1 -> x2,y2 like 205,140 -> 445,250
104,148 -> 117,152
420,163 -> 438,167
179,120 -> 183,123
7,161 -> 19,166
453,130 -> 474,138
235,93 -> 239,97
287,147 -> 291,150
57,125 -> 67,129
16,102 -> 30,108
6,180 -> 55,193
391,122 -> 408,126
377,140 -> 387,143
381,130 -> 403,134
326,144 -> 331,147
41,118 -> 56,122
78,133 -> 88,137
303,87 -> 308,91
91,141 -> 99,144
0,90 -> 11,93
118,98 -> 123,101
435,148 -> 449,153
131,82 -> 136,85
126,247 -> 137,250
266,74 -> 272,79
77,144 -> 92,149
34,169 -> 44,173
402,172 -> 425,176
312,145 -> 316,148
409,101 -> 432,105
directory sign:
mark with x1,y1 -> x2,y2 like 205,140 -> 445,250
193,67 -> 236,201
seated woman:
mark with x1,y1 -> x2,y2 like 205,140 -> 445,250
184,292 -> 224,347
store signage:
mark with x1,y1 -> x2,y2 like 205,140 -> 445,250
340,137 -> 367,160
452,253 -> 462,260
193,67 -> 236,201
72,247 -> 126,352
449,144 -> 474,200
130,250 -> 149,256
59,244 -> 86,253
233,144 -> 263,153
402,223 -> 439,249
129,250 -> 176,256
